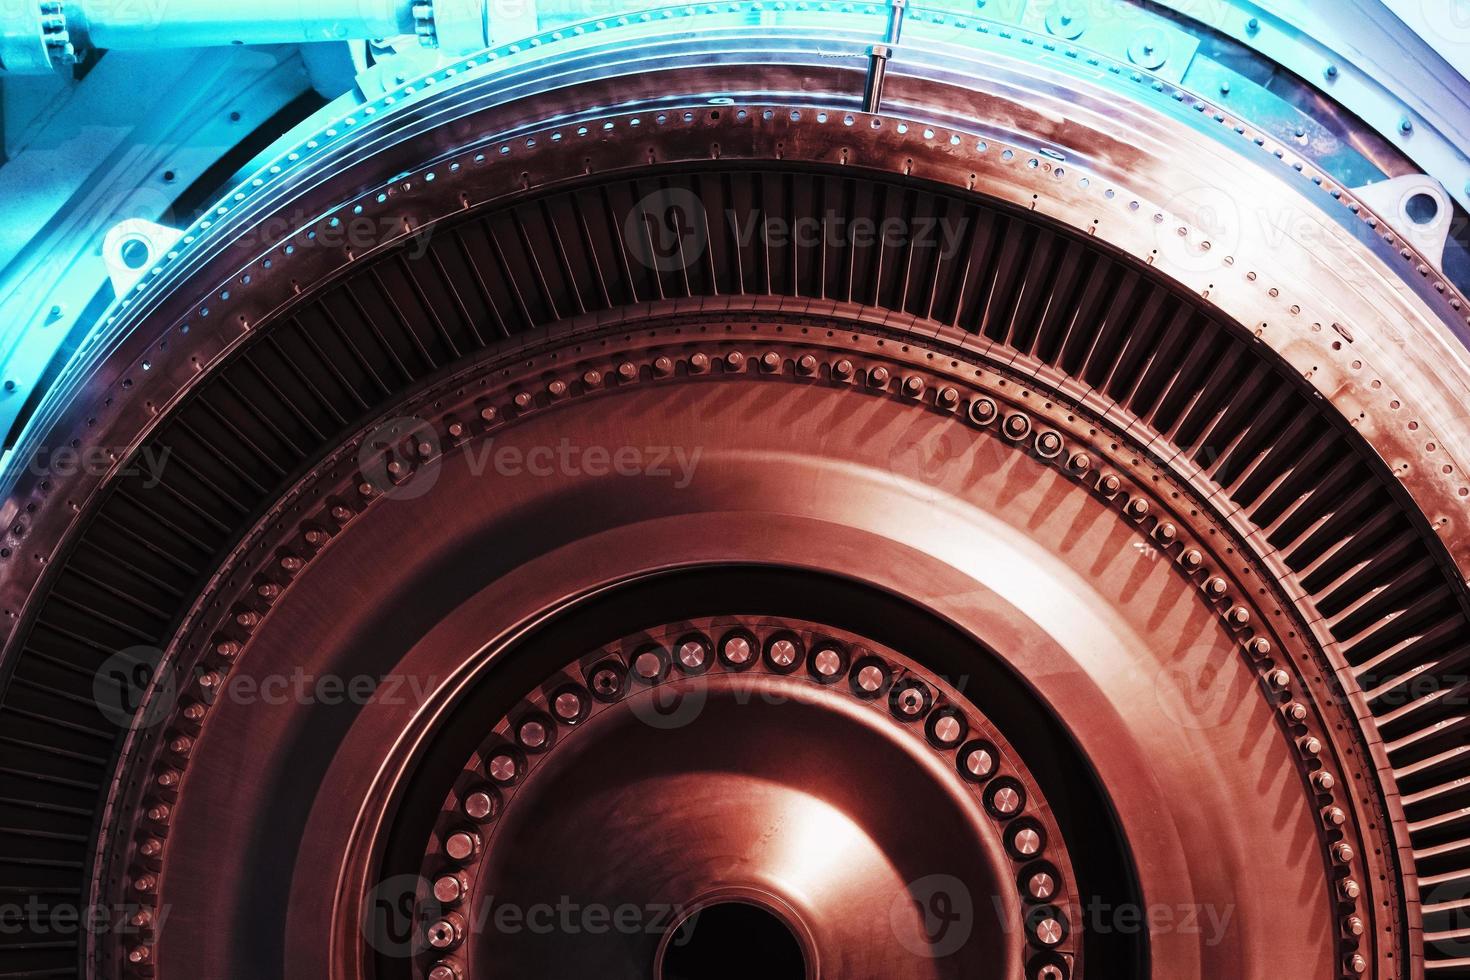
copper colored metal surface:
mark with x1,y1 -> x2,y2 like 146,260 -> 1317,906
0,21 -> 1467,980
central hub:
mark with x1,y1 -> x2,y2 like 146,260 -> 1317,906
413,616 -> 1078,979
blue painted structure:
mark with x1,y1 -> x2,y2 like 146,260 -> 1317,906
0,0 -> 1465,480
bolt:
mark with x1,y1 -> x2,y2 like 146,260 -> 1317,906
902,375 -> 924,397
553,691 -> 584,722
894,685 -> 927,717
1246,16 -> 1259,32
1012,827 -> 1042,856
1037,966 -> 1064,980
1099,473 -> 1121,495
617,361 -> 638,382
723,635 -> 753,665
1035,431 -> 1063,457
677,640 -> 708,670
937,386 -> 960,409
761,351 -> 782,372
433,874 -> 465,903
1339,878 -> 1360,900
856,663 -> 886,693
429,964 -> 460,980
1344,915 -> 1364,937
591,666 -> 622,697
487,753 -> 518,784
582,369 -> 603,387
1003,413 -> 1031,439
1219,80 -> 1231,95
1400,118 -> 1413,135
725,351 -> 746,371
1267,669 -> 1291,691
1028,870 -> 1057,900
633,649 -> 664,681
653,356 -> 673,377
1125,497 -> 1149,520
797,353 -> 818,375
833,358 -> 855,380
1034,916 -> 1064,945
518,719 -> 548,749
932,714 -> 963,744
812,648 -> 843,677
1283,701 -> 1308,723
463,790 -> 497,821
1345,953 -> 1366,974
868,366 -> 890,388
1332,842 -> 1354,863
969,398 -> 998,425
444,831 -> 479,861
1313,771 -> 1336,792
964,746 -> 995,779
426,914 -> 464,950
768,638 -> 798,668
689,353 -> 710,374
991,785 -> 1022,815
1325,64 -> 1338,80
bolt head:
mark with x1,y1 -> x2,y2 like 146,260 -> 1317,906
487,753 -> 518,784
932,715 -> 963,744
857,664 -> 886,692
677,640 -> 708,670
444,831 -> 478,861
553,691 -> 584,722
463,790 -> 497,821
722,635 -> 753,665
433,874 -> 464,903
768,638 -> 798,667
964,747 -> 995,779
812,648 -> 843,677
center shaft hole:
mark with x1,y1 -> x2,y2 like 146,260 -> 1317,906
660,901 -> 807,980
